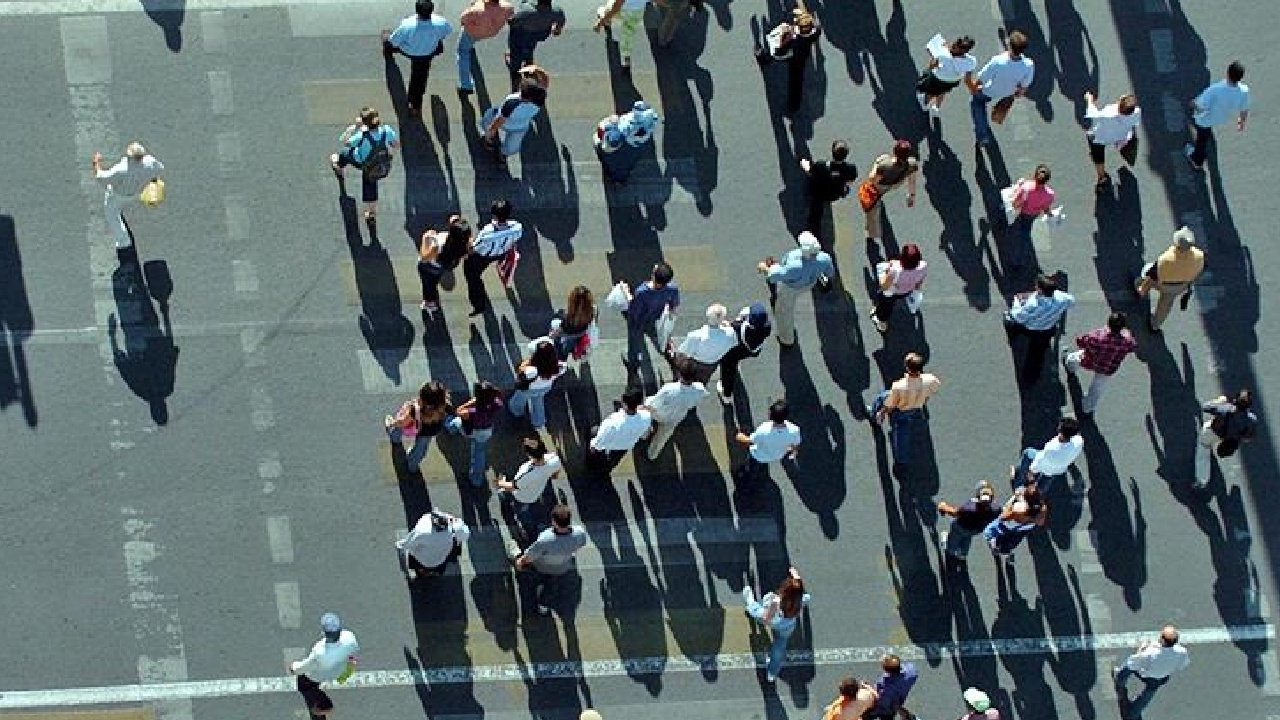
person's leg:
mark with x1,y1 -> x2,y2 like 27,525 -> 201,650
718,346 -> 744,399
773,284 -> 799,345
104,192 -> 133,249
888,409 -> 914,464
1090,141 -> 1108,184
1082,370 -> 1110,414
468,427 -> 493,486
361,173 -> 378,219
1190,123 -> 1212,166
1126,675 -> 1167,717
805,192 -> 826,234
508,389 -> 529,418
657,0 -> 683,44
786,55 -> 806,114
1023,328 -> 1053,382
456,31 -> 476,91
864,201 -> 884,241
405,432 -> 433,472
1013,447 -> 1037,489
1113,664 -> 1135,690
872,292 -> 898,324
407,54 -> 432,110
970,92 -> 993,143
463,253 -> 492,312
528,386 -> 550,430
1150,285 -> 1181,330
536,570 -> 563,612
646,420 -> 677,460
623,317 -> 644,365
1194,421 -> 1216,487
502,127 -> 529,157
765,625 -> 794,678
946,520 -> 976,558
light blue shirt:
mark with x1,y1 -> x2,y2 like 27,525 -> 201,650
345,126 -> 398,163
767,248 -> 834,289
1194,79 -> 1250,128
389,13 -> 453,57
1009,290 -> 1074,331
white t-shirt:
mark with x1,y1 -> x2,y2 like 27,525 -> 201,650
397,513 -> 470,567
1194,79 -> 1250,128
1086,103 -> 1142,146
1124,642 -> 1190,679
645,381 -> 709,424
511,455 -> 561,504
932,52 -> 977,83
678,324 -> 737,365
977,51 -> 1035,101
97,155 -> 164,197
291,630 -> 360,682
591,409 -> 652,451
749,421 -> 801,462
1030,435 -> 1084,476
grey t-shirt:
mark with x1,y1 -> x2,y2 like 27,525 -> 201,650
523,525 -> 587,575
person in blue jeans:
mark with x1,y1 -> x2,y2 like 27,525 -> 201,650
970,30 -> 1034,146
385,380 -> 453,475
867,352 -> 942,471
509,337 -> 566,431
937,481 -> 1000,561
742,566 -> 811,683
445,380 -> 504,487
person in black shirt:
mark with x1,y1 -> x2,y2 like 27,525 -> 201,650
1195,390 -> 1259,489
937,481 -> 1000,561
799,139 -> 858,238
716,302 -> 772,404
417,215 -> 471,314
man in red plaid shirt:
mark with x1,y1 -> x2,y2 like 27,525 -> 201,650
1062,312 -> 1137,416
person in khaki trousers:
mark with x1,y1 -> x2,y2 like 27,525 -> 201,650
1135,226 -> 1204,332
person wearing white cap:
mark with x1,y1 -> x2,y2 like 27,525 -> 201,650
1134,225 -> 1205,332
90,141 -> 164,253
288,613 -> 359,720
758,231 -> 834,347
959,687 -> 999,718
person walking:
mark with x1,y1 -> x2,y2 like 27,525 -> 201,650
1004,164 -> 1057,268
957,687 -> 1000,719
755,6 -> 821,115
287,613 -> 359,720
734,399 -> 801,481
330,107 -> 400,222
385,380 -> 453,475
445,380 -> 504,487
1004,274 -> 1074,383
716,302 -> 771,404
495,435 -> 563,544
822,677 -> 879,720
509,337 -> 567,432
512,504 -> 588,617
866,654 -> 919,720
868,352 -> 942,470
457,0 -> 515,96
1062,311 -> 1138,417
550,285 -> 597,361
417,214 -> 471,314
644,357 -> 709,460
396,508 -> 470,579
860,140 -> 919,248
937,480 -> 1000,562
91,141 -> 164,253
971,30 -> 1035,146
620,262 -> 680,370
505,0 -> 564,84
916,34 -> 979,116
742,566 -> 811,683
383,1 -> 453,116
1134,225 -> 1204,333
481,65 -> 550,161
760,231 -> 834,348
665,303 -> 736,383
594,0 -> 651,69
1185,61 -> 1250,171
1083,91 -> 1141,191
594,101 -> 660,183
655,0 -> 694,47
1011,417 -> 1083,495
1194,390 -> 1258,489
463,199 -> 523,316
798,140 -> 857,237
983,483 -> 1047,560
1113,625 -> 1190,720
870,243 -> 928,334
586,387 -> 652,478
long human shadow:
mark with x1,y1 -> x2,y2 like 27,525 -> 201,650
108,253 -> 179,425
999,0 -> 1055,123
750,13 -> 814,239
778,344 -> 846,538
864,0 -> 925,145
651,8 -> 718,216
815,275 -> 873,418
1091,167 -> 1145,303
0,215 -> 37,427
803,0 -> 884,85
1044,0 -> 1100,127
1028,539 -> 1096,720
922,129 -> 982,305
518,114 -> 580,250
990,564 -> 1058,719
384,56 -> 455,243
139,2 -> 183,52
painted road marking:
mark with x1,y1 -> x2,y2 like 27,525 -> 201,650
1,624 -> 1272,707
1,0 -> 627,18
199,10 -> 226,54
60,16 -> 111,85
0,708 -> 155,720
207,70 -> 234,116
265,516 -> 294,564
273,582 -> 302,629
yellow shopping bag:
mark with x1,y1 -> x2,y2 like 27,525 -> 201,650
140,179 -> 166,208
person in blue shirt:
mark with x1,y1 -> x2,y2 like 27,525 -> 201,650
620,262 -> 679,371
867,654 -> 919,720
383,1 -> 454,116
330,106 -> 400,222
759,231 -> 834,347
1004,274 -> 1074,384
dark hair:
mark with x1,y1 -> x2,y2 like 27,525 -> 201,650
653,262 -> 674,286
529,340 -> 561,378
359,106 -> 381,128
1234,389 -> 1253,409
1058,417 -> 1080,439
904,352 -> 925,374
1228,61 -> 1246,83
1118,94 -> 1138,115
1107,312 -> 1127,333
566,286 -> 595,328
838,677 -> 863,699
415,1 -> 434,18
951,36 -> 975,54
522,435 -> 547,458
519,77 -> 543,101
898,243 -> 923,270
881,654 -> 902,674
831,140 -> 849,162
549,504 -> 572,528
1007,30 -> 1029,55
491,198 -> 513,223
677,357 -> 699,383
1021,484 -> 1043,512
768,399 -> 789,423
1034,164 -> 1052,184
777,576 -> 806,617
622,387 -> 644,411
418,380 -> 448,408
1036,274 -> 1058,294
473,380 -> 500,407
892,139 -> 913,162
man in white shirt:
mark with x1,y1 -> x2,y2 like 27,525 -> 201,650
644,358 -> 709,460
1084,91 -> 1141,190
1185,61 -> 1250,170
495,435 -> 562,543
1113,625 -> 1190,719
587,387 -> 652,478
396,508 -> 470,579
463,198 -> 523,316
383,0 -> 453,115
91,142 -> 164,253
1012,417 -> 1083,495
288,613 -> 359,720
970,30 -> 1034,146
665,303 -> 737,383
734,399 -> 801,481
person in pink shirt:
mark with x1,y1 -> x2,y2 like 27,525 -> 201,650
1007,164 -> 1056,269
458,0 -> 515,95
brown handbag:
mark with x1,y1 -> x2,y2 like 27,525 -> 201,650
857,179 -> 882,212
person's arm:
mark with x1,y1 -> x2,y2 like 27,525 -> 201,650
593,0 -> 624,30
734,428 -> 754,447
905,170 -> 917,207
550,9 -> 565,36
486,113 -> 508,139
289,645 -> 323,675
1083,91 -> 1099,115
937,500 -> 959,516
963,69 -> 979,92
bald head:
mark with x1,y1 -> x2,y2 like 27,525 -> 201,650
1160,625 -> 1180,646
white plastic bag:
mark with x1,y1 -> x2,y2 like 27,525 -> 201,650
906,290 -> 924,314
999,185 -> 1020,224
605,281 -> 630,311
655,305 -> 676,348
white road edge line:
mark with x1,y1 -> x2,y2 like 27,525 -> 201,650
0,624 -> 1271,708
0,0 -> 388,16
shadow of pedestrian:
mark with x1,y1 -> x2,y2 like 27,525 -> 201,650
1028,539 -> 1097,719
653,10 -> 718,216
1044,0 -> 1099,128
991,568 -> 1059,718
864,0 -> 924,145
778,345 -> 846,538
337,188 -> 413,383
0,215 -> 37,427
108,253 -> 179,425
139,1 -> 183,52
1076,414 -> 1148,609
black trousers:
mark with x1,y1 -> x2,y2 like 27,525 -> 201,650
463,252 -> 501,313
716,344 -> 753,396
586,446 -> 627,478
296,675 -> 332,720
873,292 -> 905,324
384,41 -> 436,111
1006,321 -> 1056,383
1190,123 -> 1212,166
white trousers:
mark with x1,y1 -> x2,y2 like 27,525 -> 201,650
1194,421 -> 1218,487
646,420 -> 679,460
104,190 -> 136,248
1064,350 -> 1113,414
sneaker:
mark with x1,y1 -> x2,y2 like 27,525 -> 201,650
535,604 -> 551,616
1183,143 -> 1203,171
928,103 -> 940,116
765,673 -> 777,683
916,92 -> 929,112
384,414 -> 397,429
874,319 -> 888,334
1061,351 -> 1076,374
716,381 -> 733,404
